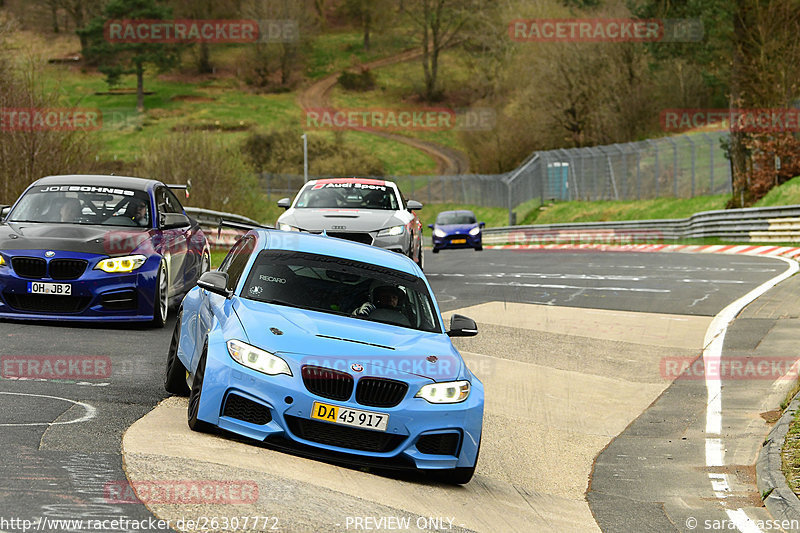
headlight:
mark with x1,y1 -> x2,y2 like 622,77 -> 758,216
278,223 -> 301,232
433,228 -> 446,238
415,380 -> 470,404
227,339 -> 292,376
94,255 -> 147,273
378,225 -> 405,237
469,227 -> 481,236
0,254 -> 5,267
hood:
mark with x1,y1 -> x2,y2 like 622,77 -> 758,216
436,223 -> 479,234
0,222 -> 154,256
233,298 -> 462,381
280,208 -> 399,233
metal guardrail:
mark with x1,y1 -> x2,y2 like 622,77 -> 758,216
184,207 -> 270,248
184,206 -> 265,228
482,205 -> 800,244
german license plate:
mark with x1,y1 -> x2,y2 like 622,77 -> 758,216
28,282 -> 71,296
451,239 -> 467,244
311,401 -> 388,432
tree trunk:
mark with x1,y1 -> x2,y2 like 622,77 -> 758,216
363,11 -> 371,50
50,2 -> 60,34
197,42 -> 212,74
136,62 -> 145,113
729,0 -> 749,207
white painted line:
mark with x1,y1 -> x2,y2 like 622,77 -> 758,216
701,255 -> 798,532
464,281 -> 670,293
725,509 -> 765,533
0,391 -> 96,427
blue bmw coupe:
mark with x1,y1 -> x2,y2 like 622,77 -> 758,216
0,175 -> 210,327
165,229 -> 484,484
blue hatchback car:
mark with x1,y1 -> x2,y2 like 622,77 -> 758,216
0,175 -> 210,327
429,210 -> 485,253
165,229 -> 484,484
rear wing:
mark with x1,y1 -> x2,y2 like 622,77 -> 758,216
217,219 -> 272,233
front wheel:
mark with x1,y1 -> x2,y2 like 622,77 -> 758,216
416,245 -> 424,271
475,245 -> 483,251
432,248 -> 440,254
431,437 -> 480,485
432,465 -> 477,485
151,261 -> 169,328
187,345 -> 215,433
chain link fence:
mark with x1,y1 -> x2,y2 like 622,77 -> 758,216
261,131 -> 733,223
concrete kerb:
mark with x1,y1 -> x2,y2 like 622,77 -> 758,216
757,396 -> 800,532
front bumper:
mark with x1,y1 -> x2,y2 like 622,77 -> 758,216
197,342 -> 484,471
432,233 -> 482,250
0,250 -> 160,322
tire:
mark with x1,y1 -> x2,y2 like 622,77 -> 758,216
187,344 -> 215,433
432,248 -> 440,254
164,310 -> 190,396
416,245 -> 424,271
475,246 -> 483,251
432,465 -> 477,485
431,438 -> 480,485
151,261 -> 169,328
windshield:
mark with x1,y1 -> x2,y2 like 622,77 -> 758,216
295,181 -> 399,210
437,212 -> 477,225
243,250 -> 440,333
7,185 -> 152,227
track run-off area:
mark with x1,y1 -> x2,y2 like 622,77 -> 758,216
1,248 -> 798,533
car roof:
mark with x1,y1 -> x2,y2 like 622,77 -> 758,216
306,177 -> 393,186
250,229 -> 419,276
438,209 -> 476,217
33,175 -> 162,191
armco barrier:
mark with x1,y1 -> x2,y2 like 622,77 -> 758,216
483,205 -> 800,245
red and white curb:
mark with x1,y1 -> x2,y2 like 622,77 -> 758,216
487,243 -> 800,258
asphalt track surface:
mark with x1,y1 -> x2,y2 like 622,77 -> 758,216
0,249 -> 792,532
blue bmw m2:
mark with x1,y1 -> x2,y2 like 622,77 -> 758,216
165,229 -> 483,484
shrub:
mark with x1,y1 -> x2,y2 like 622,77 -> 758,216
337,69 -> 377,92
135,132 -> 260,219
242,130 -> 385,176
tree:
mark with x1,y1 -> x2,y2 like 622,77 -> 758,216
629,0 -> 800,206
402,0 -> 484,101
342,0 -> 392,50
170,0 -> 244,74
240,0 -> 316,89
78,0 -> 179,112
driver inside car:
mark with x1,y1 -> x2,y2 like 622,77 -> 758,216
352,284 -> 403,317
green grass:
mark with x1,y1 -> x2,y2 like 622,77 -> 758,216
522,195 -> 730,225
328,49 -> 473,153
755,176 -> 800,207
306,31 -> 416,79
782,401 -> 800,497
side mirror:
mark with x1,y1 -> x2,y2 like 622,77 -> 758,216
277,198 -> 292,209
479,222 -> 485,228
427,224 -> 434,230
0,206 -> 10,222
160,213 -> 191,230
406,200 -> 423,211
197,271 -> 232,298
447,314 -> 478,337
